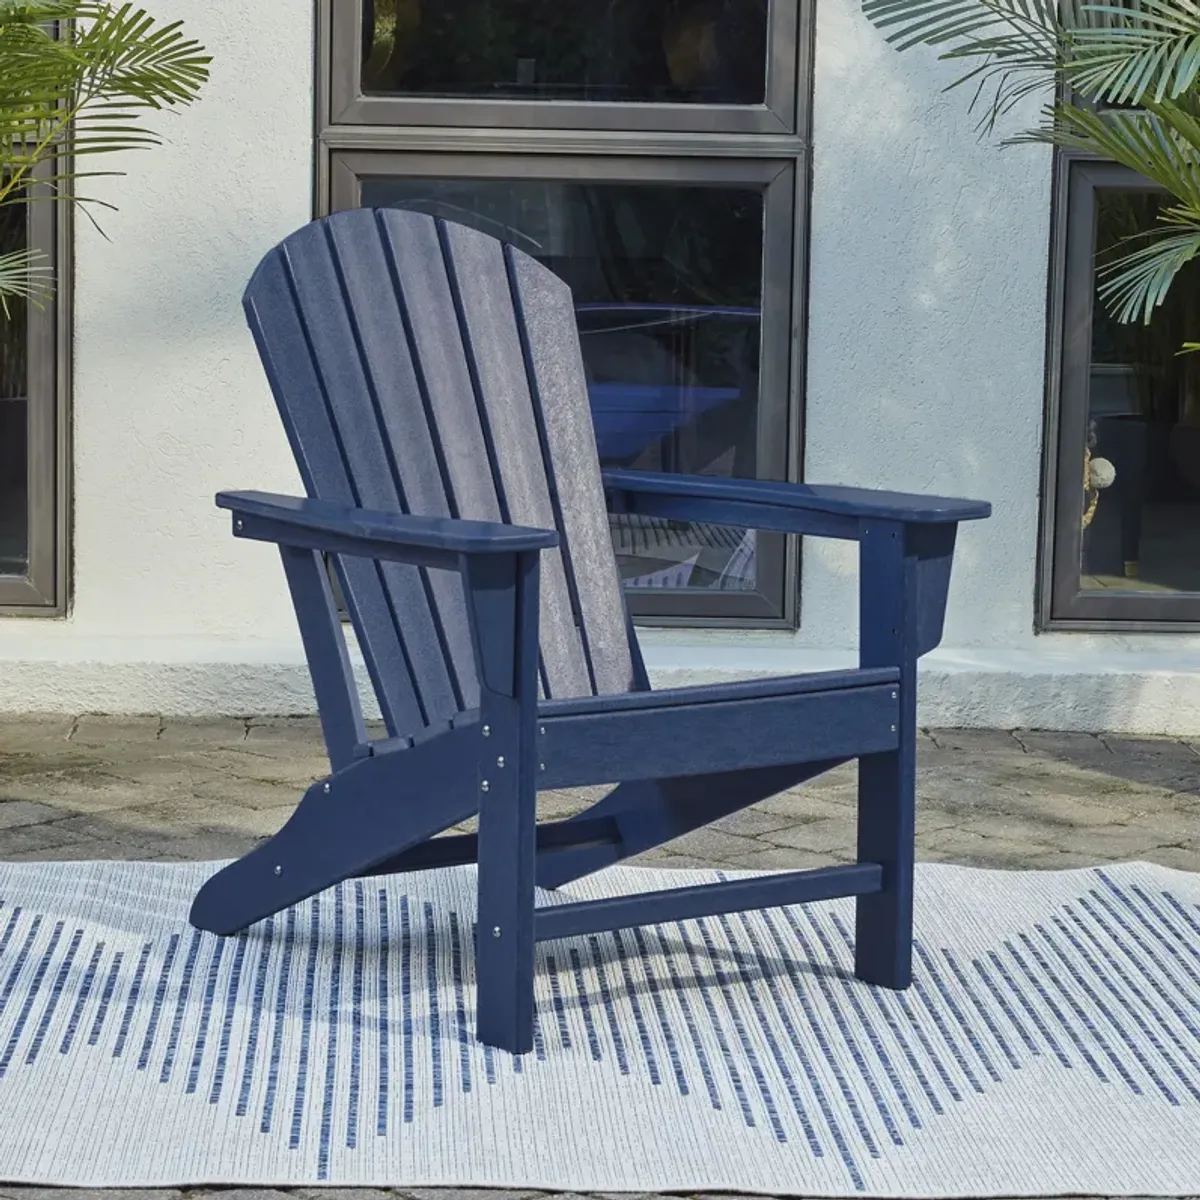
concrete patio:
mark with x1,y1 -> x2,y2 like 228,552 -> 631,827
0,713 -> 1198,1200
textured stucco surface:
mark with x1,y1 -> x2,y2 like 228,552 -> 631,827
3,0 -> 1200,730
800,0 -> 1053,655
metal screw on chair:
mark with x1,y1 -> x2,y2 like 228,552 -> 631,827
890,724 -> 897,732
539,726 -> 545,736
236,519 -> 243,531
891,691 -> 898,700
481,780 -> 489,792
274,865 -> 282,876
323,782 -> 330,793
496,756 -> 505,768
493,926 -> 501,938
540,762 -> 545,771
482,725 -> 490,737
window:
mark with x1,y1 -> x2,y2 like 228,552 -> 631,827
317,0 -> 811,625
335,0 -> 798,132
1041,156 -> 1200,627
0,182 -> 67,614
360,0 -> 769,106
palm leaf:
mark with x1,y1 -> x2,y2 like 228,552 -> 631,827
1068,0 -> 1200,102
0,1 -> 210,212
860,0 -> 1200,130
1096,223 -> 1200,323
1011,100 -> 1200,208
860,0 -> 1200,333
860,0 -> 1094,131
0,244 -> 54,316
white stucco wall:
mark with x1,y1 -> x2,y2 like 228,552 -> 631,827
0,0 -> 313,698
2,0 -> 1200,731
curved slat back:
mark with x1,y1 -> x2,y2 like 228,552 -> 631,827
242,207 -> 639,737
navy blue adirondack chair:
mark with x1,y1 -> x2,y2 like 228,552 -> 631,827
189,208 -> 991,1056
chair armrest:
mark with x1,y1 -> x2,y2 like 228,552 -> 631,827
602,468 -> 990,539
217,490 -> 557,571
602,469 -> 990,661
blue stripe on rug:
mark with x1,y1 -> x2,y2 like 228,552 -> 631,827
0,861 -> 1199,1195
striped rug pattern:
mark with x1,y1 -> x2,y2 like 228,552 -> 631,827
0,858 -> 1198,1194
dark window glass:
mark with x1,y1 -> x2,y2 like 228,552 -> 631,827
360,176 -> 765,590
0,202 -> 29,577
1080,188 -> 1200,593
360,0 -> 768,105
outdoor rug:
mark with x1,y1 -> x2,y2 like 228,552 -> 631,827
0,858 -> 1199,1195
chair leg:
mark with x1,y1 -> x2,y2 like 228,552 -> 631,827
853,745 -> 915,989
473,710 -> 537,1054
463,550 -> 541,1054
190,730 -> 478,936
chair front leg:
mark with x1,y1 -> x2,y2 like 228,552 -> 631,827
853,519 -> 918,989
465,550 -> 541,1054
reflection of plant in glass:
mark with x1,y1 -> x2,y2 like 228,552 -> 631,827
1092,190 -> 1200,425
0,1 -> 210,310
365,0 -> 594,93
362,0 -> 420,83
0,201 -> 27,393
1094,192 -> 1172,419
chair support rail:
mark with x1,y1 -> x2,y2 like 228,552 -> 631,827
533,863 -> 885,943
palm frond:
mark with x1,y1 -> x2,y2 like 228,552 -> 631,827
1067,0 -> 1200,102
0,245 -> 54,316
0,2 -> 210,145
860,0 -> 1200,131
0,1 -> 209,216
1009,100 -> 1200,209
862,0 -> 1060,51
73,5 -> 211,106
861,0 -> 1200,333
860,0 -> 1094,131
1096,223 -> 1200,323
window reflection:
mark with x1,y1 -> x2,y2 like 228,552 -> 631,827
0,202 -> 28,577
361,0 -> 769,105
360,176 -> 765,589
1082,189 -> 1200,593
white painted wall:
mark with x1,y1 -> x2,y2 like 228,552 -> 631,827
2,0 -> 1199,732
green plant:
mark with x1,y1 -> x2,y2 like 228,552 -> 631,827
860,0 -> 1200,337
0,0 -> 209,311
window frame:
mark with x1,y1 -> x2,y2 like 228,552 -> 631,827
1038,151 -> 1200,629
327,150 -> 801,624
324,0 -> 805,136
0,169 -> 71,615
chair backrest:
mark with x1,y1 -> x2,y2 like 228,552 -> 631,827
242,207 -> 644,739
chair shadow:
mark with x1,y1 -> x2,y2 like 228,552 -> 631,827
543,929 -> 857,1022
